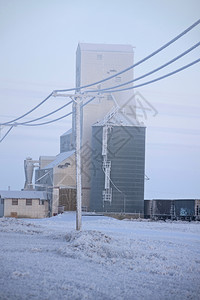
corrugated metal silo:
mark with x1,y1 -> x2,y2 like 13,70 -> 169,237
90,124 -> 146,213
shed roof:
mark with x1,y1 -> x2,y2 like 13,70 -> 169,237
44,150 -> 75,169
60,128 -> 72,137
0,190 -> 47,200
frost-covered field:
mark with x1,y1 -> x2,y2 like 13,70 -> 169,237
0,213 -> 199,300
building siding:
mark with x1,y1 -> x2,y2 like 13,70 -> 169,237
90,125 -> 145,213
4,198 -> 48,218
75,43 -> 135,209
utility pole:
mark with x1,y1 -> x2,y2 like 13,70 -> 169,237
53,92 -> 100,230
75,95 -> 82,230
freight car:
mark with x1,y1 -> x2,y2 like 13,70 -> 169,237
144,199 -> 200,221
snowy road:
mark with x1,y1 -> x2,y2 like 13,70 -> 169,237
0,213 -> 199,299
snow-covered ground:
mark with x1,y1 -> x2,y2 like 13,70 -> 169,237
0,212 -> 199,300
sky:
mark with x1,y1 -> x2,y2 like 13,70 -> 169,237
0,0 -> 200,199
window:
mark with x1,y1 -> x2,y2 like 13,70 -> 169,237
12,199 -> 18,205
26,199 -> 32,206
40,200 -> 44,205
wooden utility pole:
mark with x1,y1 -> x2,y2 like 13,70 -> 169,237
53,92 -> 99,230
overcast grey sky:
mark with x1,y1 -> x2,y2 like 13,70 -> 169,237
0,0 -> 200,199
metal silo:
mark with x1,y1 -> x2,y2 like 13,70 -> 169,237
24,158 -> 39,190
90,123 -> 146,213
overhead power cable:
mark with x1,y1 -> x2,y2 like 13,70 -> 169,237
0,126 -> 14,143
86,41 -> 200,93
82,97 -> 96,108
16,100 -> 73,125
8,97 -> 95,127
6,58 -> 200,127
96,57 -> 200,93
0,92 -> 53,126
1,19 -> 199,128
6,57 -> 200,129
54,19 -> 200,93
7,97 -> 95,127
17,111 -> 73,127
0,19 -> 199,139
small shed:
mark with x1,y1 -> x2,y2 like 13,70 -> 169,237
0,190 -> 48,219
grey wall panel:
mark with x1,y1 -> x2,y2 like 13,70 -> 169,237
90,125 -> 145,213
60,132 -> 74,153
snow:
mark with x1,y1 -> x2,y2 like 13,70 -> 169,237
0,213 -> 199,299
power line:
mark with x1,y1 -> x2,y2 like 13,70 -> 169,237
86,41 -> 200,93
3,42 -> 199,128
0,126 -> 14,143
0,92 -> 53,126
96,57 -> 200,93
82,97 -> 96,107
15,100 -> 73,125
54,19 -> 200,93
6,58 -> 200,128
7,97 -> 95,127
17,111 -> 73,127
0,20 -> 199,139
6,97 -> 95,127
1,20 -> 199,128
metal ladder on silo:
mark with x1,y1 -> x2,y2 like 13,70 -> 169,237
102,105 -> 119,125
102,125 -> 112,204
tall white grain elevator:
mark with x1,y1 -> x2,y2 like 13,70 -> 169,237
61,43 -> 146,213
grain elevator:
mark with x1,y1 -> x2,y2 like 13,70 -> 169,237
63,43 -> 146,213
29,43 -> 146,215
